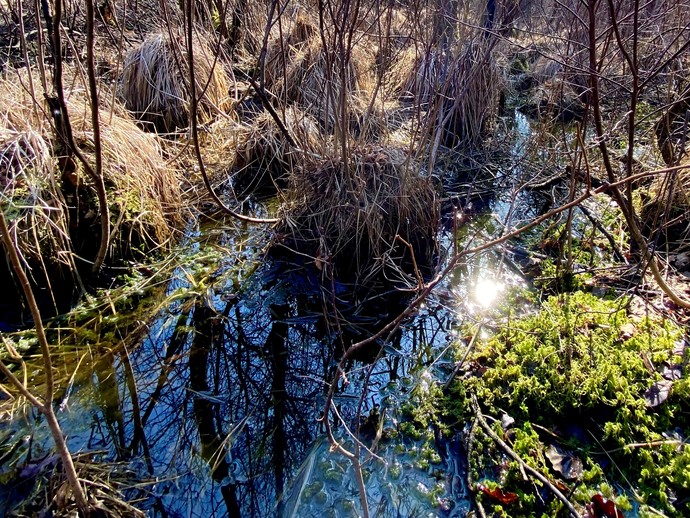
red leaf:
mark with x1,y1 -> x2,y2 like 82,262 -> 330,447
589,494 -> 624,518
477,483 -> 519,505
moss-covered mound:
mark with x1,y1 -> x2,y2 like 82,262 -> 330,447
444,291 -> 689,516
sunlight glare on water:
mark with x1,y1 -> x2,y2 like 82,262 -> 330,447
473,278 -> 504,308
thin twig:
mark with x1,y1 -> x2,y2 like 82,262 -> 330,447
0,209 -> 88,512
470,393 -> 582,518
184,0 -> 279,225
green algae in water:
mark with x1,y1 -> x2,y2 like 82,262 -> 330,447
445,290 -> 689,516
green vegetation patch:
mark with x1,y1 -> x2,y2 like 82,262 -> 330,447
446,291 -> 689,516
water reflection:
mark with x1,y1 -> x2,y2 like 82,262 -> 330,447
49,238 -> 457,517
0,107 -> 562,517
121,265 -> 330,516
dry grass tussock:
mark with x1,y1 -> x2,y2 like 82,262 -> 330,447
440,44 -> 502,148
262,9 -> 380,137
0,75 -> 73,279
388,41 -> 501,148
387,43 -> 450,104
0,125 -> 70,276
7,451 -> 146,517
120,30 -> 230,133
228,0 -> 270,60
0,69 -> 183,276
277,147 -> 438,281
233,106 -> 325,197
68,98 -> 184,257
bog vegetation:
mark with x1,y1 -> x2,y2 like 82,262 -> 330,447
0,0 -> 689,516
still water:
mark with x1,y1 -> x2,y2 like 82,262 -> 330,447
1,110 -> 560,517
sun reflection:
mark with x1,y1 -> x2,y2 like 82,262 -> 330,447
474,278 -> 504,308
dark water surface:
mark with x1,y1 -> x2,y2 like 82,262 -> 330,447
0,110 -> 561,517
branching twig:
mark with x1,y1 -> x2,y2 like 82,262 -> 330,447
0,209 -> 88,513
184,0 -> 279,225
587,0 -> 690,309
470,394 -> 582,518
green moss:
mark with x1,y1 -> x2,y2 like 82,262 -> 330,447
445,291 -> 688,516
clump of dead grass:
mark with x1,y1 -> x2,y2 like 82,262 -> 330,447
388,41 -> 502,149
0,69 -> 183,289
440,44 -> 502,148
387,43 -> 450,104
0,126 -> 74,298
0,76 -> 74,284
120,31 -> 230,133
262,9 -> 381,138
276,147 -> 438,282
68,100 -> 184,258
5,450 -> 146,517
233,106 -> 325,197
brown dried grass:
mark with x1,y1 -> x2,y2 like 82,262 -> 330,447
276,147 -> 438,281
233,106 -> 325,196
5,450 -> 146,517
0,69 -> 183,278
0,75 -> 73,280
262,11 -> 380,137
120,31 -> 230,133
68,100 -> 184,257
388,41 -> 502,149
441,44 -> 502,148
387,43 -> 450,104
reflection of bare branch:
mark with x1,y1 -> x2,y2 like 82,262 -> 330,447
141,306 -> 193,428
121,348 -> 154,474
93,352 -> 126,457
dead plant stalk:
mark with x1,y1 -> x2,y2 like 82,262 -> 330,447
0,209 -> 88,513
45,0 -> 110,273
184,0 -> 279,224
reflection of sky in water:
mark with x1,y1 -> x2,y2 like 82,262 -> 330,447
0,110 -> 548,518
2,223 -> 470,517
2,227 -> 513,517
